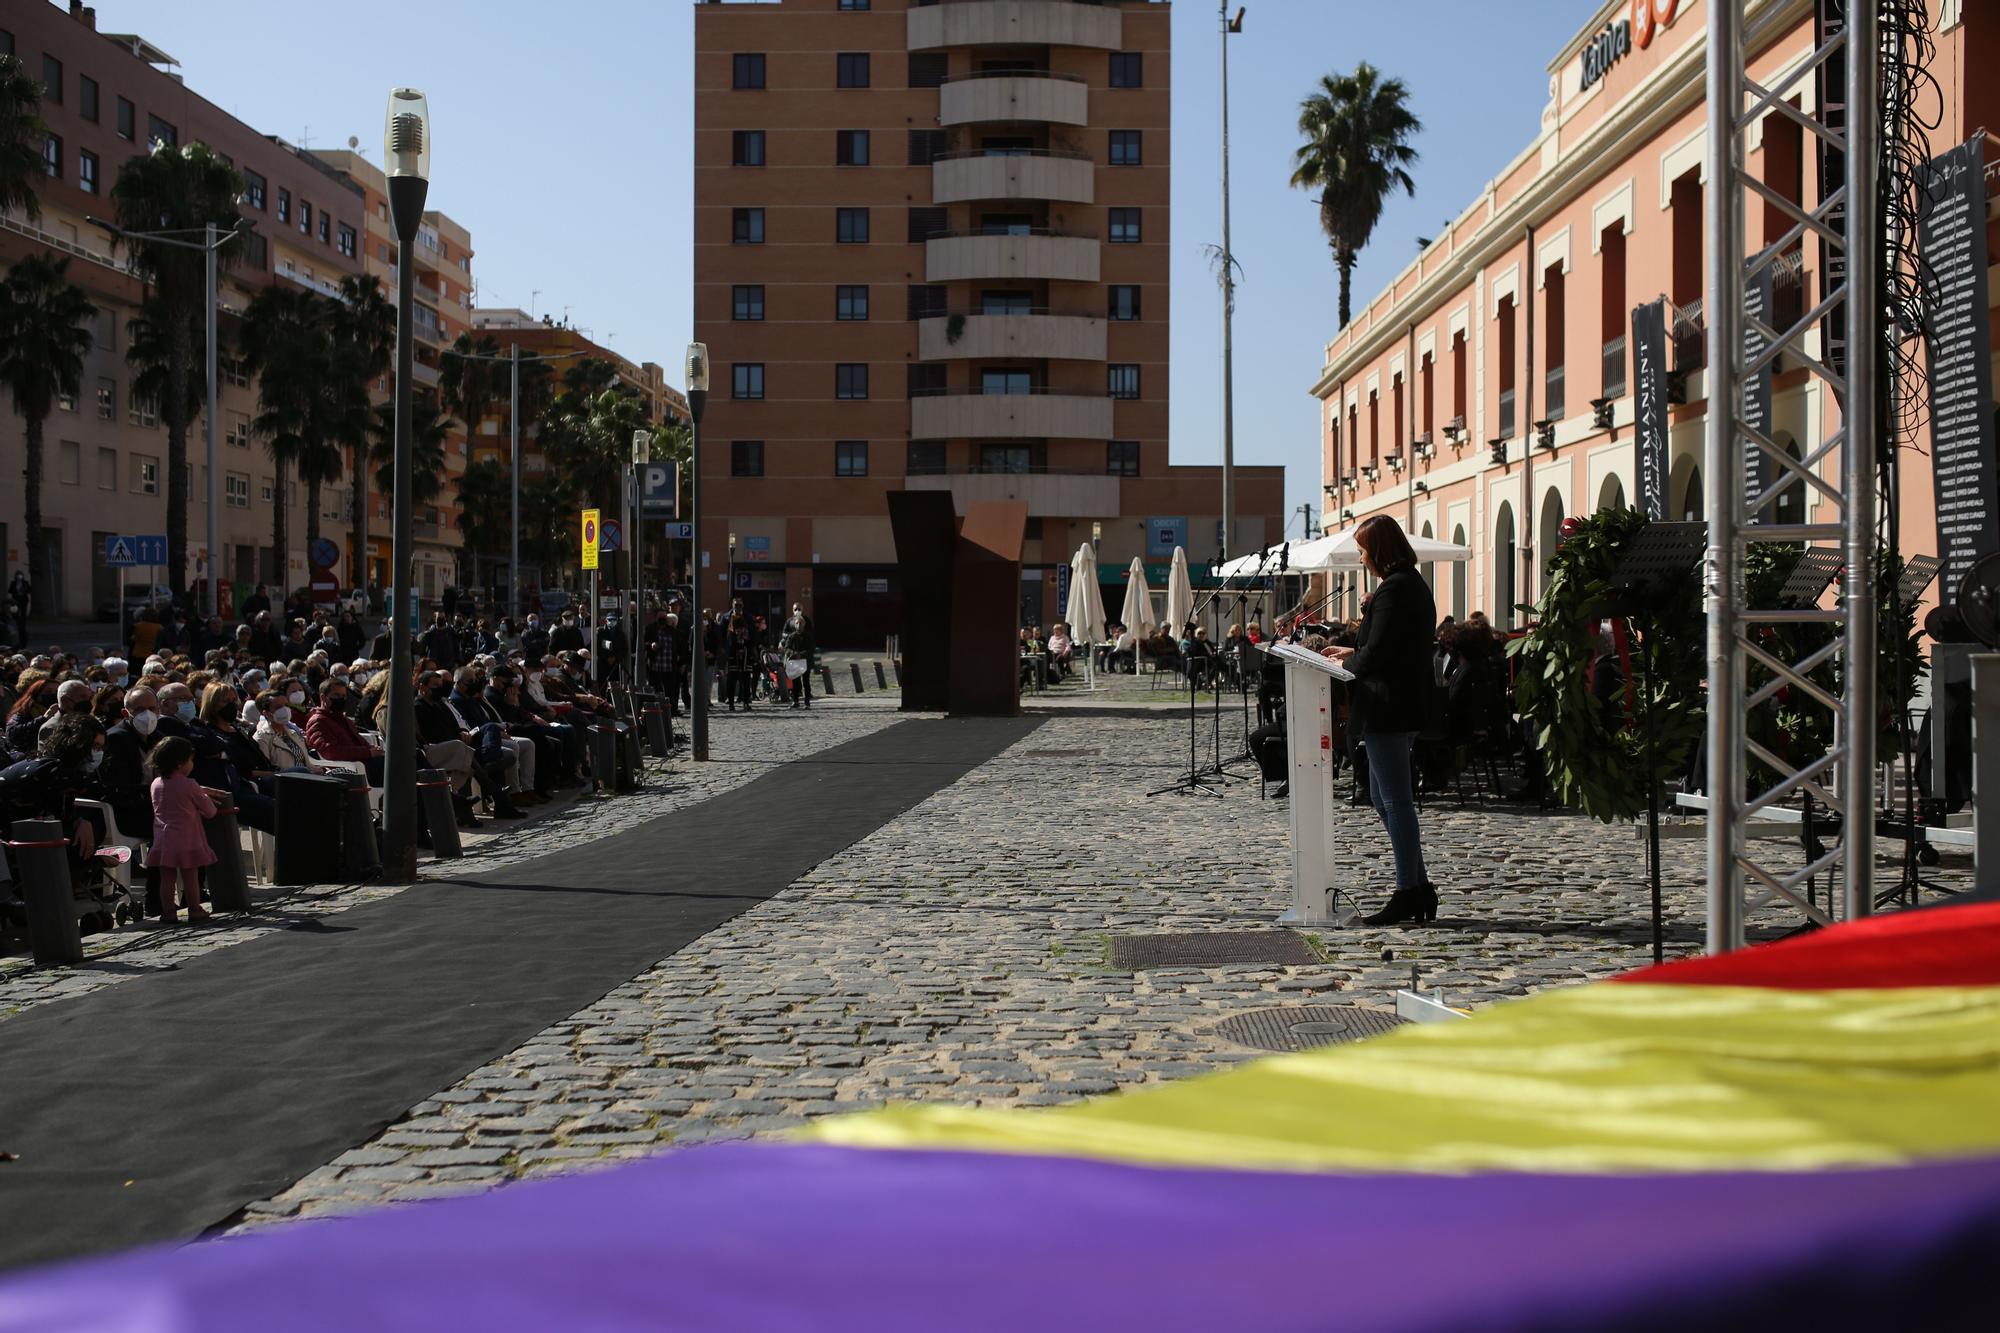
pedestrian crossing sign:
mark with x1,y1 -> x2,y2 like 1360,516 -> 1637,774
581,509 -> 601,570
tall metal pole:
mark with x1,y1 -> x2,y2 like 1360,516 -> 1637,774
1218,1 -> 1237,559
509,342 -> 521,623
384,174 -> 428,879
689,399 -> 708,760
631,445 -> 646,687
1703,0 -> 1747,954
203,223 -> 219,619
1840,0 -> 1880,922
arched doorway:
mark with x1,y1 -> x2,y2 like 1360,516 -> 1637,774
1772,434 -> 1805,527
1420,521 -> 1436,589
1451,525 -> 1468,621
1598,474 -> 1626,513
1538,488 -> 1566,589
1679,466 -> 1704,522
1493,502 -> 1516,625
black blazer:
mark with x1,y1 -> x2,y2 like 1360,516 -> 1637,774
1346,567 -> 1438,736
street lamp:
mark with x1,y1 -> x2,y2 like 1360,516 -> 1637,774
685,342 -> 710,761
631,427 -> 651,685
381,86 -> 430,880
1217,1 -> 1246,559
86,215 -> 248,618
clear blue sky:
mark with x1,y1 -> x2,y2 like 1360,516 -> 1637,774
127,0 -> 1597,542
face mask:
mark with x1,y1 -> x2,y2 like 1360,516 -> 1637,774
325,696 -> 346,712
530,671 -> 544,683
272,706 -> 291,726
86,749 -> 104,773
176,700 -> 197,723
131,710 -> 159,737
287,690 -> 306,707
353,670 -> 371,686
110,674 -> 129,689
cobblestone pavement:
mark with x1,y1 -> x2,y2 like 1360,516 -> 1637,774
0,697 -> 913,1019
236,701 -> 1977,1225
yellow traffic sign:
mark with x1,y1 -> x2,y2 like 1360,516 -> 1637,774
581,508 -> 601,570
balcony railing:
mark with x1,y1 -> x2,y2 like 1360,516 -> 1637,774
909,0 -> 1126,52
919,310 -> 1107,360
932,150 -> 1094,204
1601,335 -> 1627,399
1544,364 -> 1565,422
1672,297 -> 1706,373
939,71 -> 1089,126
1771,247 -> 1807,332
1497,387 -> 1516,440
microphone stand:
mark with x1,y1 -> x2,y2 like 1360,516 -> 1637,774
1147,548 -> 1232,801
1196,543 -> 1283,780
1226,544 -> 1286,764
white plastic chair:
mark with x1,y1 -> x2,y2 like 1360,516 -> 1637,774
72,797 -> 140,891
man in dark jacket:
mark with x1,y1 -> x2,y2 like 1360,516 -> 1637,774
520,614 -> 550,661
422,613 -> 462,670
595,613 -> 629,685
414,670 -> 514,822
548,612 -> 586,656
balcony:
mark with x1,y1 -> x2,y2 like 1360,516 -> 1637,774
910,389 -> 1115,440
909,1 -> 1124,52
939,71 -> 1088,126
919,310 -> 1106,360
1544,364 -> 1565,421
1672,297 -> 1706,372
278,266 -> 344,300
1601,335 -> 1627,399
904,467 -> 1121,518
926,229 -> 1099,282
411,360 -> 440,387
1497,388 -> 1516,440
932,150 -> 1094,204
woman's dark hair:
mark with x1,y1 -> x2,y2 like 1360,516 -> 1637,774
40,712 -> 104,768
91,684 -> 125,721
1354,515 -> 1418,576
8,677 -> 51,720
149,734 -> 196,781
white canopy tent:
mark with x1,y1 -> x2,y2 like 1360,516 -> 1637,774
1215,526 -> 1471,577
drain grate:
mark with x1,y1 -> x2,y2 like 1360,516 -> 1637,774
1211,1005 -> 1406,1052
1109,930 -> 1320,969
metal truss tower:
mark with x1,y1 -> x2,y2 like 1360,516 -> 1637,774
1704,1 -> 1882,951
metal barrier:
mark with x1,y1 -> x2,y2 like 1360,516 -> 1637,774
8,819 -> 81,966
201,789 -> 253,913
416,769 -> 461,859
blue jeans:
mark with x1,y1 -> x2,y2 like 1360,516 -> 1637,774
1364,731 -> 1428,888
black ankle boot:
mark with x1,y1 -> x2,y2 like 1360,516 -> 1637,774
1363,884 -> 1440,927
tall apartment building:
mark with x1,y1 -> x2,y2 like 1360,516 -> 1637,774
314,148 -> 478,598
0,2 -> 370,618
694,0 -> 1282,649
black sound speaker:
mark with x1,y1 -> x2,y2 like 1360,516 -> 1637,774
273,771 -> 350,886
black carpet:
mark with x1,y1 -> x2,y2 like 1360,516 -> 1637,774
0,715 -> 1038,1271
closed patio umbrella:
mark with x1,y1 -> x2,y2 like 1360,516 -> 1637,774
1068,543 -> 1106,690
1166,547 -> 1195,634
1119,557 -> 1152,672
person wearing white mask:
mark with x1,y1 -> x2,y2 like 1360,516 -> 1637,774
252,688 -> 328,773
100,683 -> 180,916
103,657 -> 131,690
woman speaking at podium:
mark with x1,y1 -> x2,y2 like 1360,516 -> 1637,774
1324,516 -> 1438,926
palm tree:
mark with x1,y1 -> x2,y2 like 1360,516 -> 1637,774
440,331 -> 505,438
112,141 -> 244,599
518,471 -> 575,585
454,455 -> 512,596
1289,63 -> 1422,328
332,274 -> 393,589
0,54 -> 49,222
241,285 -> 348,587
0,256 -> 95,608
370,390 -> 453,506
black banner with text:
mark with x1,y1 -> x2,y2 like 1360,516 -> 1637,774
1632,299 -> 1669,519
1815,0 -> 1847,378
1742,265 -> 1775,522
1919,138 -> 2000,597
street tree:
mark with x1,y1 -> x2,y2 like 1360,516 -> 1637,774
1290,63 -> 1421,329
0,54 -> 48,221
332,274 -> 394,588
0,255 -> 95,609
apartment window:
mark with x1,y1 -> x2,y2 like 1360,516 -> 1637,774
1109,130 -> 1142,166
836,130 -> 870,166
835,284 -> 870,322
731,441 -> 765,477
907,285 -> 947,320
227,410 -> 250,446
95,377 -> 115,420
834,441 -> 869,476
908,52 -> 948,88
907,207 -> 948,243
337,223 -> 356,257
981,444 -> 1035,473
1451,330 -> 1467,422
244,169 -> 266,210
1391,374 -> 1404,459
732,284 -> 765,321
908,129 -> 948,166
277,189 -> 291,224
243,231 -> 268,270
1109,208 -> 1141,243
1601,224 -> 1627,398
225,472 -> 251,507
1544,262 -> 1566,420
908,363 -> 947,398
299,200 -> 313,234
1107,440 -> 1140,476
41,54 -> 60,102
0,30 -> 13,57
1108,365 -> 1140,399
732,364 -> 765,399
835,363 -> 869,399
837,207 -> 869,243
907,440 -> 946,475
838,0 -> 870,9
77,148 -> 96,194
40,134 -> 58,178
1108,285 -> 1141,321
318,213 -> 331,244
133,454 -> 159,495
78,74 -> 98,121
147,114 -> 177,147
260,478 -> 276,503
115,95 -> 133,140
130,390 -> 159,429
58,440 -> 80,485
57,385 -> 76,412
982,369 -> 1033,395
1368,389 -> 1380,465
837,53 -> 870,88
1496,295 -> 1518,438
732,130 -> 765,166
733,53 -> 766,90
978,290 -> 1028,315
1109,52 -> 1143,88
731,207 -> 765,244
1420,351 -> 1434,436
96,446 -> 115,489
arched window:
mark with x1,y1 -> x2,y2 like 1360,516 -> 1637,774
1451,525 -> 1468,621
1599,474 -> 1626,513
1493,501 -> 1516,625
1538,488 -> 1566,588
1772,434 -> 1805,527
1680,466 -> 1704,522
1420,521 -> 1436,588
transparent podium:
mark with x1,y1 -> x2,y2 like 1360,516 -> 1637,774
1266,642 -> 1357,927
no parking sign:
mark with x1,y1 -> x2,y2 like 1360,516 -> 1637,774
580,509 -> 600,571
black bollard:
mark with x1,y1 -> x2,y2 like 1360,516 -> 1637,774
642,702 -> 670,758
10,819 -> 81,966
416,768 -> 461,859
201,788 -> 253,914
332,770 -> 382,880
820,665 -> 835,695
893,659 -> 903,686
851,662 -> 865,693
590,724 -> 619,794
873,661 -> 888,690
618,719 -> 645,786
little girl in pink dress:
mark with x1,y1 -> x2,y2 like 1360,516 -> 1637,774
148,735 -> 218,925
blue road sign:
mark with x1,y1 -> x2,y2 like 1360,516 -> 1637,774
665,522 -> 693,540
104,534 -> 167,567
599,519 -> 623,553
640,463 -> 679,517
309,536 -> 340,570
